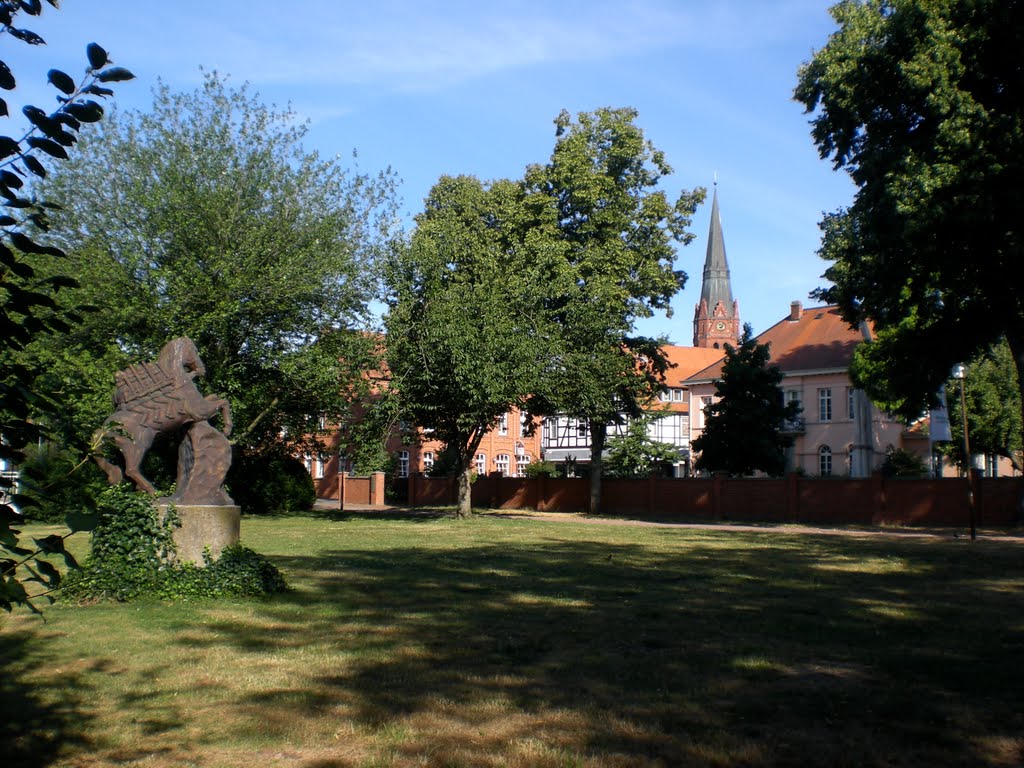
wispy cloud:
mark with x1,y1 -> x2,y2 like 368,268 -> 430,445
115,1 -> 823,93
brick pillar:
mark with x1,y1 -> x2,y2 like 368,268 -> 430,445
408,471 -> 417,507
369,471 -> 382,507
648,473 -> 657,518
537,474 -> 546,512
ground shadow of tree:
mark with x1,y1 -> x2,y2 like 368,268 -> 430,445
0,626 -> 95,768
178,531 -> 1024,767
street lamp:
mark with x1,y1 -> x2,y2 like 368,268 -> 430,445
951,363 -> 976,541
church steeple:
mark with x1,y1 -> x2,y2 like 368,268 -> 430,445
693,184 -> 740,348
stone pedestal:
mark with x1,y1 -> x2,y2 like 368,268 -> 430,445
160,504 -> 240,566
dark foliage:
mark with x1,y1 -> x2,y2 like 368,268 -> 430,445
1,3 -> 133,611
226,452 -> 316,515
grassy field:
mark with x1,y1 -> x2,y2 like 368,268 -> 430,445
2,509 -> 1023,768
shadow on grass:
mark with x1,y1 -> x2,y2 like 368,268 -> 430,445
181,532 -> 1023,767
0,627 -> 94,768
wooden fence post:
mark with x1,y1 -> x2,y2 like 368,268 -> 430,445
338,472 -> 346,512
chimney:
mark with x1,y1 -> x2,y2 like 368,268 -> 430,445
789,301 -> 803,321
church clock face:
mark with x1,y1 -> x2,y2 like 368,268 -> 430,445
715,321 -> 726,331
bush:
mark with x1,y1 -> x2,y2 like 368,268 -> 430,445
881,448 -> 930,478
226,452 -> 316,515
16,443 -> 108,523
60,485 -> 288,602
523,460 -> 559,478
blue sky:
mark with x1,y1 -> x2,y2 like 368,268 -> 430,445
6,0 -> 854,344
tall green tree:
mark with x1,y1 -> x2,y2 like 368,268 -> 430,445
943,339 -> 1023,474
28,72 -> 399,460
1,1 -> 132,611
794,1 -> 1024,432
524,107 -> 704,513
384,175 -> 561,517
693,326 -> 800,477
602,412 -> 682,479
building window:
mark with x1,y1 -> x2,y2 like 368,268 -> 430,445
786,389 -> 801,407
700,396 -> 713,428
313,456 -> 325,479
818,388 -> 833,421
672,389 -> 683,402
498,413 -> 508,435
423,451 -> 434,474
660,390 -> 670,402
475,453 -> 486,476
397,450 -> 409,478
848,389 -> 856,420
495,454 -> 510,477
516,454 -> 530,477
819,445 -> 833,476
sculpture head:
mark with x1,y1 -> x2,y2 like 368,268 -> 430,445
163,336 -> 206,380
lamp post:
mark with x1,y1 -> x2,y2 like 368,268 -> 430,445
951,363 -> 976,541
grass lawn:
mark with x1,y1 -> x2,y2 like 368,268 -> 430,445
2,508 -> 1023,768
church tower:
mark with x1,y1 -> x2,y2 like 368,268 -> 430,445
693,184 -> 740,348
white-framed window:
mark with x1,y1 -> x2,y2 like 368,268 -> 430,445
303,454 -> 313,475
786,389 -> 801,407
848,388 -> 856,420
819,388 -> 833,422
819,445 -> 833,476
397,450 -> 409,478
672,389 -> 683,402
700,396 -> 713,428
495,453 -> 510,477
498,413 -> 509,435
314,456 -> 325,479
475,453 -> 486,476
516,454 -> 530,477
422,451 -> 434,473
660,390 -> 670,402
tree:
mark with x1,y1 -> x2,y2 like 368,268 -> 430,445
523,107 -> 704,513
602,412 -> 682,479
26,72 -> 399,463
1,2 -> 133,611
943,339 -> 1023,474
384,175 -> 560,517
794,1 -> 1024,435
693,326 -> 800,477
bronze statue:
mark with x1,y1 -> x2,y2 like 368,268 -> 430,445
94,337 -> 235,506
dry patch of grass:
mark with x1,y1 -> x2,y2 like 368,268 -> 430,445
2,510 -> 1023,767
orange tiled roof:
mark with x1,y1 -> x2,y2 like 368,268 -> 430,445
686,304 -> 868,382
662,345 -> 726,386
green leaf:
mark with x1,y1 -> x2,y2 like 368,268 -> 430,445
95,66 -> 134,83
47,68 -> 76,95
0,61 -> 13,90
23,154 -> 47,177
86,42 -> 109,70
0,136 -> 21,159
64,100 -> 103,123
25,136 -> 68,159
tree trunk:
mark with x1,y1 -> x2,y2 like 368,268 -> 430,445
588,418 -> 606,515
456,463 -> 473,518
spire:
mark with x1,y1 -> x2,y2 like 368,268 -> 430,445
699,185 -> 733,313
692,184 -> 740,348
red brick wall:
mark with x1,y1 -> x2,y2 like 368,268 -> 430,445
404,473 -> 1021,528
